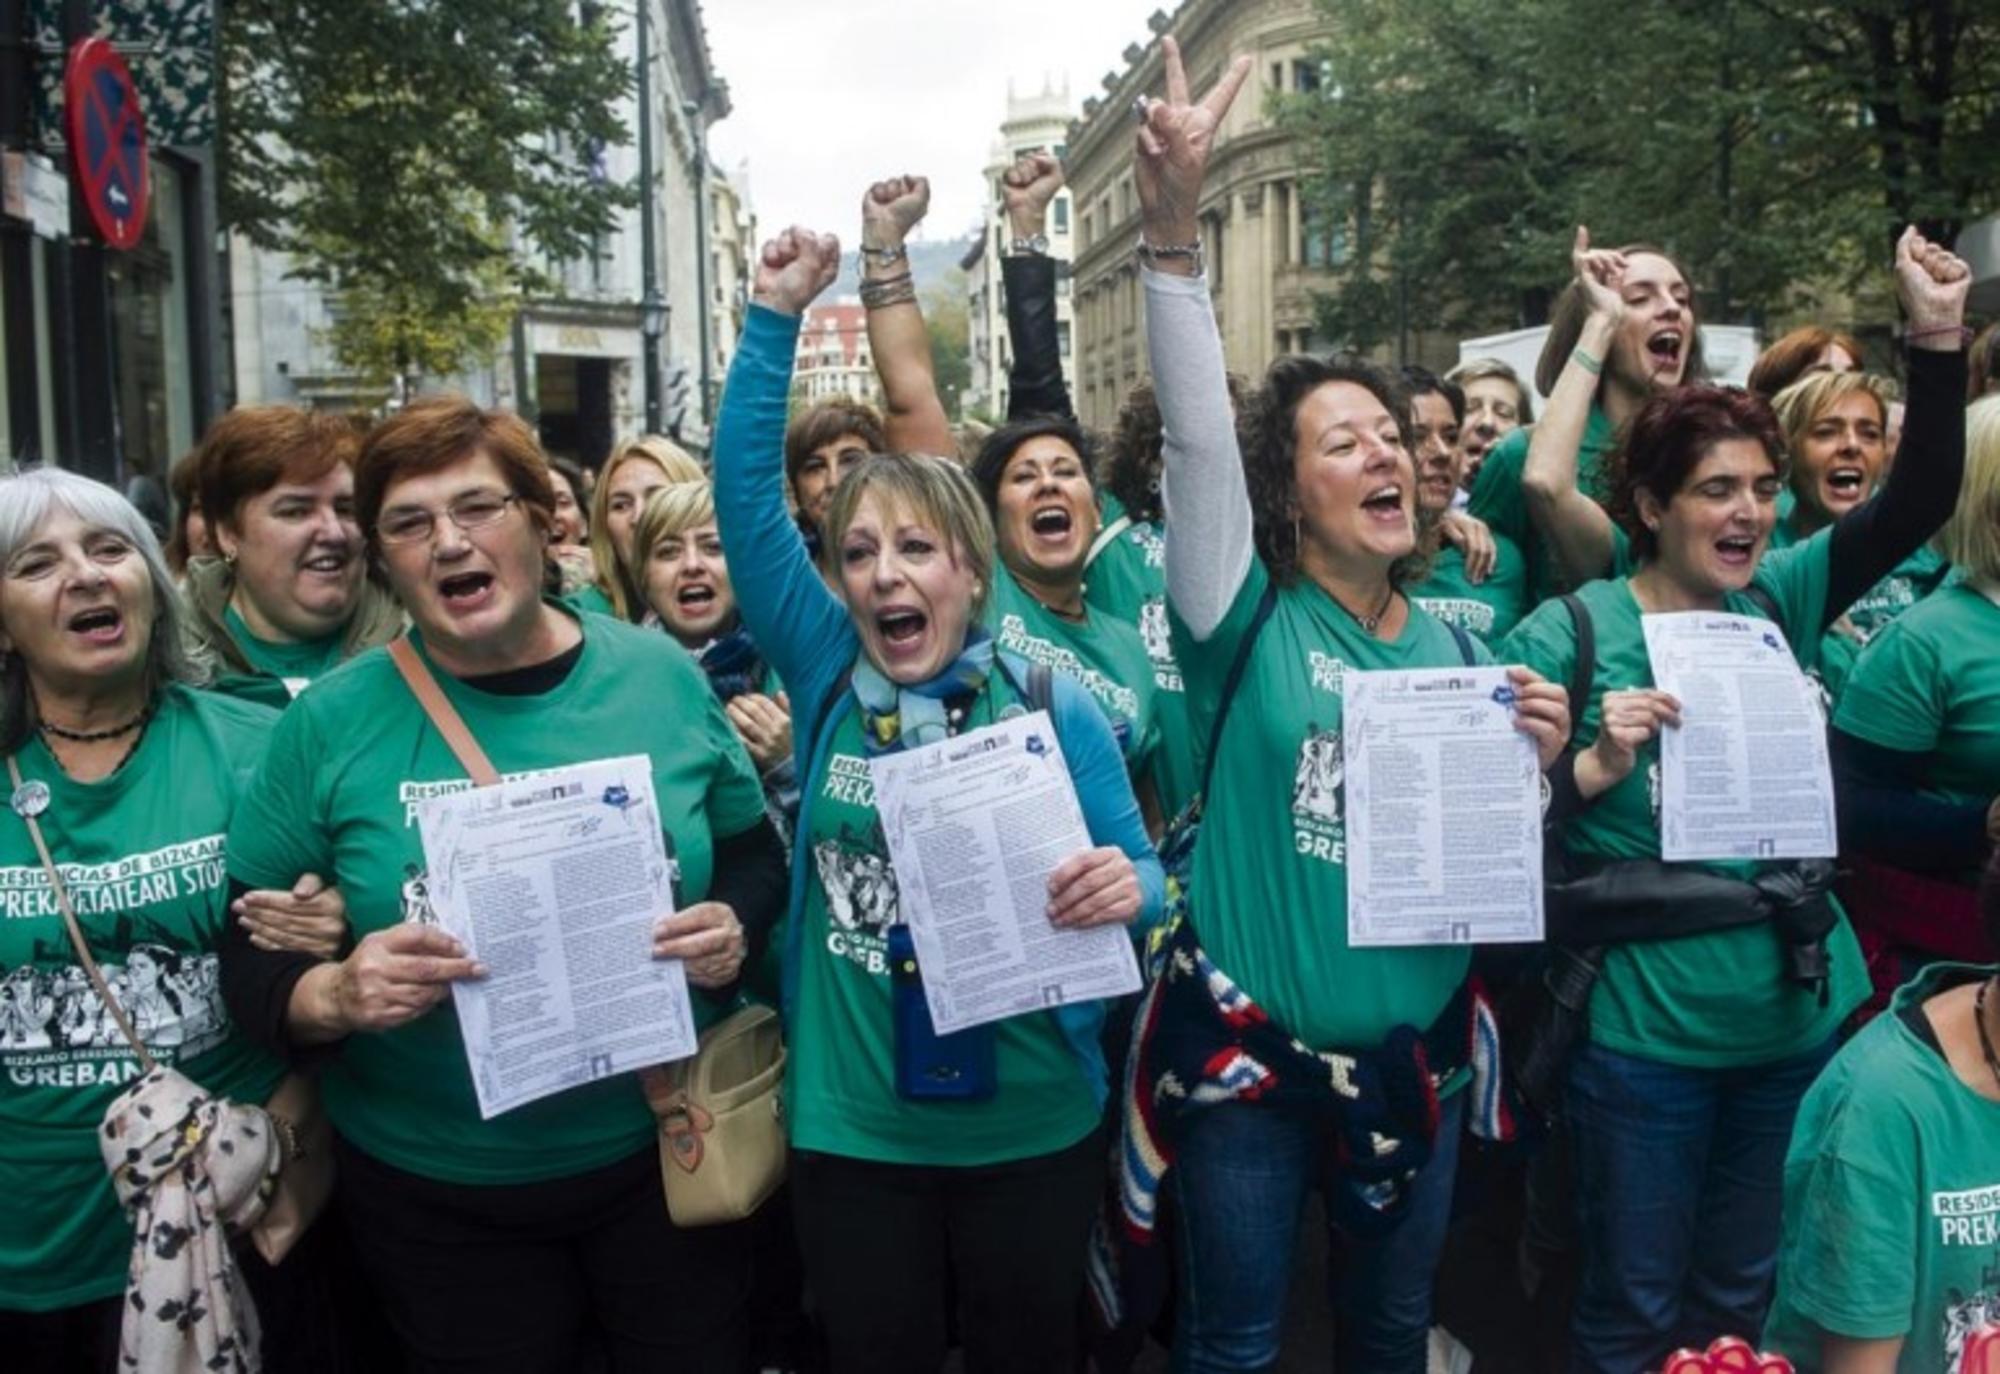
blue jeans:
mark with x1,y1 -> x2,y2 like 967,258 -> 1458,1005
1565,1038 -> 1836,1374
1170,1092 -> 1463,1374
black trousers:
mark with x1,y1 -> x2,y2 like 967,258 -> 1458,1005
0,1208 -> 364,1374
791,1126 -> 1104,1374
335,1135 -> 749,1374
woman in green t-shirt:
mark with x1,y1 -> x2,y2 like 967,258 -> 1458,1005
0,469 -> 347,1370
713,221 -> 1163,1374
1767,370 -> 1951,702
182,405 -> 404,704
1764,853 -> 2000,1374
1500,228 -> 1972,1374
1830,396 -> 2000,977
219,395 -> 790,1371
573,434 -> 703,621
1129,43 -> 1574,1373
633,480 -> 798,838
970,414 -> 1164,812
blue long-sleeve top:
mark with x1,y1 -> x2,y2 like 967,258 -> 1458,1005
712,302 -> 1164,1107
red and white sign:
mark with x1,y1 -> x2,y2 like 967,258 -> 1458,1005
63,38 -> 150,251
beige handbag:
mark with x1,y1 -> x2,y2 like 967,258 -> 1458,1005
5,755 -> 333,1265
640,1003 -> 788,1227
387,637 -> 788,1228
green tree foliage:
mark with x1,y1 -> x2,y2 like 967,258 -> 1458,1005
219,0 -> 636,388
925,274 -> 972,422
1281,0 -> 1999,352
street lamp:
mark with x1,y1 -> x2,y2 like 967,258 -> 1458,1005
636,0 -> 664,433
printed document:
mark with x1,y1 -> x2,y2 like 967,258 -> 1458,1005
868,711 -> 1140,1034
1642,611 -> 1837,862
1344,666 -> 1544,946
415,755 -> 696,1118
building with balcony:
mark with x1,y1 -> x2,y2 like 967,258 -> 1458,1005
794,300 -> 881,410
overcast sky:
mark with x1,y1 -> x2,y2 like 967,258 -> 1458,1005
703,0 -> 1166,245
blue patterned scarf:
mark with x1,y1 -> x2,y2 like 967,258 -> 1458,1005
849,626 -> 995,755
695,626 -> 766,702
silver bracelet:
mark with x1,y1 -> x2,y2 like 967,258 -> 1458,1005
857,243 -> 908,269
1135,236 -> 1204,275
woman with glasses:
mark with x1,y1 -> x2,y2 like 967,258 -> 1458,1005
219,395 -> 790,1372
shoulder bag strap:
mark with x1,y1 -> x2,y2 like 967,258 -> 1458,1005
1741,582 -> 1781,626
1197,581 -> 1280,800
5,755 -> 154,1070
388,636 -> 500,787
1558,594 -> 1596,723
1447,620 -> 1478,667
1085,514 -> 1133,569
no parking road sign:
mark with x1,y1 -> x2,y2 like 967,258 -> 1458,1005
63,37 -> 150,251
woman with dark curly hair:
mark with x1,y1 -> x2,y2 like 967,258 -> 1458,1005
1129,38 -> 1573,1372
1499,227 -> 1971,1374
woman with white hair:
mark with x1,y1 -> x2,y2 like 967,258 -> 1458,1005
0,468 -> 344,1371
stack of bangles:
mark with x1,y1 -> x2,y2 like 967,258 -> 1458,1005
860,270 -> 915,310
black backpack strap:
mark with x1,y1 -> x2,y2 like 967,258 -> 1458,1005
1025,661 -> 1055,715
1447,619 -> 1478,667
1197,582 -> 1280,799
1558,594 -> 1595,724
1741,582 -> 1781,625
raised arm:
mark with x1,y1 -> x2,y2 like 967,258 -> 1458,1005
860,175 -> 955,455
712,227 -> 855,711
1000,152 -> 1075,421
1820,227 -> 1971,626
1137,36 -> 1255,641
1522,227 -> 1623,586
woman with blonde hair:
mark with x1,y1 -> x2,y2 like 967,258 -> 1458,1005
572,434 -> 702,620
1831,395 -> 2000,992
713,224 -> 1161,1374
1767,370 -> 1951,699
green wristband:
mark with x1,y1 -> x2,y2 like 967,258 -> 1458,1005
1572,347 -> 1603,376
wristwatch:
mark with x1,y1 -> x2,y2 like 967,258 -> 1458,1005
1006,233 -> 1050,257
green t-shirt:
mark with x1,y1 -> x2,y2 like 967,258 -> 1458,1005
224,606 -> 343,698
1173,559 -> 1488,1052
986,566 -> 1160,785
1769,517 -> 1951,705
1764,963 -> 2000,1374
1467,406 -> 1615,603
1083,514 -> 1198,815
1498,534 -> 1867,1067
789,683 -> 1101,1166
0,686 -> 285,1310
1833,583 -> 2000,806
225,613 -> 768,1186
565,583 -> 617,619
1408,533 -> 1530,645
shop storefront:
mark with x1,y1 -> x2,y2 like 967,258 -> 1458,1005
1,2 -> 221,481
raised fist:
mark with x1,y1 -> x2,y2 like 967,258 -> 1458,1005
752,226 -> 841,318
862,175 -> 930,250
1893,225 -> 1971,335
1003,152 -> 1064,236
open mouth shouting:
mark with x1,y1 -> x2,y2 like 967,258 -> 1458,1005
677,583 -> 717,611
1713,532 -> 1758,571
1361,483 -> 1409,526
66,604 -> 125,646
1823,465 -> 1869,509
1646,328 -> 1685,376
436,570 -> 496,614
873,604 -> 929,663
300,548 -> 352,581
1027,503 -> 1076,548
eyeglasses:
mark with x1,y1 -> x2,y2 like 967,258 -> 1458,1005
376,492 -> 520,546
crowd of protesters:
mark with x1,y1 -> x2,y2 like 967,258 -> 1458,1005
3,31 -> 1999,1374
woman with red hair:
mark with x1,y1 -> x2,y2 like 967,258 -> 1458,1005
1500,228 -> 1971,1374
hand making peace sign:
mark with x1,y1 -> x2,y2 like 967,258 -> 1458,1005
1132,36 -> 1253,249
